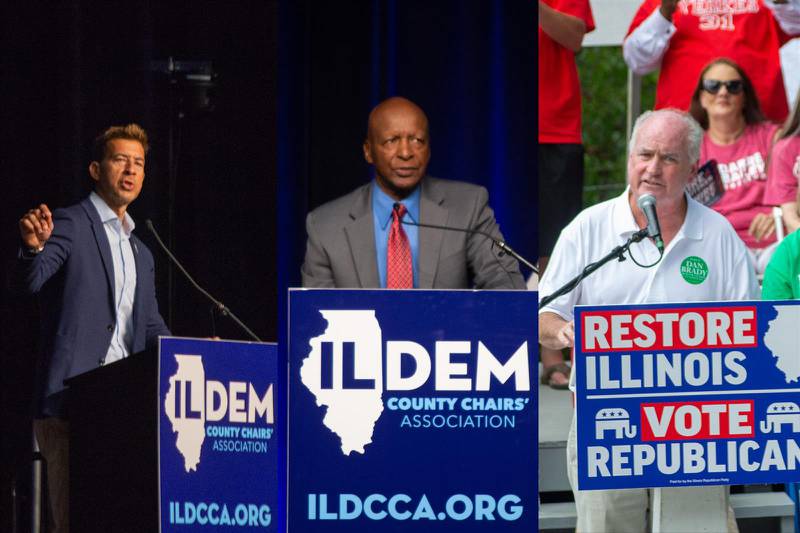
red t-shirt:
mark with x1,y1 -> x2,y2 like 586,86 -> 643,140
626,0 -> 791,123
765,135 -> 800,205
539,0 -> 595,144
701,122 -> 779,248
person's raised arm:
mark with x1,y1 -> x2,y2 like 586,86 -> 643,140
765,0 -> 800,36
19,204 -> 53,251
623,0 -> 676,74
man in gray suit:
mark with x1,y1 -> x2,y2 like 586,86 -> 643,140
301,96 -> 525,289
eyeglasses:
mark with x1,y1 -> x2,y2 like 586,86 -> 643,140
702,79 -> 744,95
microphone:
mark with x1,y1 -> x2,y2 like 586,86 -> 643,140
636,193 -> 664,252
394,203 -> 538,275
145,219 -> 262,342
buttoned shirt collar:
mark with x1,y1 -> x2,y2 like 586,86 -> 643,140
89,191 -> 136,236
373,182 -> 421,230
613,188 -> 702,245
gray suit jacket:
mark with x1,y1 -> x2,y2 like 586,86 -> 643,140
301,177 -> 526,289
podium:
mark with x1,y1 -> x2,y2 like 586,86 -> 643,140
287,289 -> 538,533
66,349 -> 158,532
64,337 -> 278,532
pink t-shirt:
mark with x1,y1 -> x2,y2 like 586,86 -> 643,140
764,135 -> 800,206
701,122 -> 778,249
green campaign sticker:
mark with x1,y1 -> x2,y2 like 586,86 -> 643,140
680,256 -> 708,284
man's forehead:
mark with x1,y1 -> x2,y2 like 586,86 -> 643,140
634,119 -> 686,152
106,139 -> 145,156
368,102 -> 428,135
373,120 -> 428,136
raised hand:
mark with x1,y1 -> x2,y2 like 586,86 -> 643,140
660,0 -> 679,20
19,204 -> 53,250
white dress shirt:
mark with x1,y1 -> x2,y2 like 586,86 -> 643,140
89,192 -> 137,364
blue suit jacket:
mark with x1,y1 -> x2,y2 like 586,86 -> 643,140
14,197 -> 170,417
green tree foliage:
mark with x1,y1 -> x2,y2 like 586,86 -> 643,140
577,46 -> 658,206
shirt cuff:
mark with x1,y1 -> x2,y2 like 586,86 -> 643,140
641,6 -> 677,38
19,245 -> 43,259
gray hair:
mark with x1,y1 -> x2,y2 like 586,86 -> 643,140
628,109 -> 703,164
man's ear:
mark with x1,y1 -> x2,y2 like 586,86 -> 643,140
363,141 -> 373,164
88,161 -> 100,182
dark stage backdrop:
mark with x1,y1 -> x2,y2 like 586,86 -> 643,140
279,0 -> 536,293
277,0 -> 535,530
0,2 -> 277,530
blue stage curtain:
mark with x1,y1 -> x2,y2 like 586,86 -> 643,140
277,2 -> 535,529
278,0 -> 536,293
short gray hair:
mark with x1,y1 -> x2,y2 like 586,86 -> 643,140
628,109 -> 703,164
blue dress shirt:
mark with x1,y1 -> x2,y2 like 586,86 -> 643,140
372,181 -> 420,288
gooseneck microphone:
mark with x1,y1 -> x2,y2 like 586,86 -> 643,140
395,203 -> 538,275
145,219 -> 262,342
636,193 -> 664,252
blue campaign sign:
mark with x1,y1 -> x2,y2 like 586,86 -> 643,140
574,300 -> 800,490
158,337 -> 278,531
288,289 -> 538,532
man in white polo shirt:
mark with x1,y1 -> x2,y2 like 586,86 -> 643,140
538,109 -> 757,532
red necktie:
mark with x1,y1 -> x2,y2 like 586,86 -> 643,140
386,203 -> 413,288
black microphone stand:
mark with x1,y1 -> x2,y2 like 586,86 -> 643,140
539,228 -> 650,309
146,220 -> 262,342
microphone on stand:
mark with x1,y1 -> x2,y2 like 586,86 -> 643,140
540,194 -> 665,309
636,193 -> 664,252
395,203 -> 538,275
145,219 -> 262,342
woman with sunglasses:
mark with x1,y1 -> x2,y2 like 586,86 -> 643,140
689,57 -> 780,274
764,89 -> 800,234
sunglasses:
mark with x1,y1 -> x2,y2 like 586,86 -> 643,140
702,79 -> 744,94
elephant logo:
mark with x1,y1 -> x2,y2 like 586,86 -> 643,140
760,402 -> 800,434
595,408 -> 637,440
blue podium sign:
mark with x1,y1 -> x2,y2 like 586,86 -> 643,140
158,337 -> 278,530
575,300 -> 800,490
288,289 -> 538,532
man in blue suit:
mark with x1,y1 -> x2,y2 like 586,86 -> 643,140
15,123 -> 169,533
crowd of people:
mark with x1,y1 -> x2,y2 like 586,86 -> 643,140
539,0 -> 800,529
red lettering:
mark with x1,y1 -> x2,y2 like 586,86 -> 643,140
581,306 -> 757,352
640,400 -> 754,441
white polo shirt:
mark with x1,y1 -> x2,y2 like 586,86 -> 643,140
539,190 -> 758,322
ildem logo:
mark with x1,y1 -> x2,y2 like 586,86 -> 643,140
299,310 -> 530,456
164,354 -> 275,472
